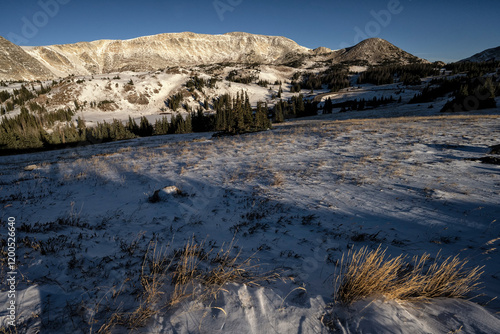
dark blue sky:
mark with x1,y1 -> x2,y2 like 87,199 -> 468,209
1,0 -> 499,62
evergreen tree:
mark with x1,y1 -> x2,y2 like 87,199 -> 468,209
139,116 -> 154,137
154,117 -> 170,135
274,101 -> 284,123
127,116 -> 139,135
323,98 -> 333,114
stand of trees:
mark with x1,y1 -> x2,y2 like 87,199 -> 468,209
445,61 -> 500,77
213,91 -> 271,133
0,83 -> 53,111
270,94 -> 319,120
337,95 -> 396,112
441,77 -> 498,113
1,91 -> 274,154
358,63 -> 440,85
186,75 -> 218,92
409,78 -> 463,104
290,66 -> 350,93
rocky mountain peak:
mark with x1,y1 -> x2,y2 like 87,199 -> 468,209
336,38 -> 424,65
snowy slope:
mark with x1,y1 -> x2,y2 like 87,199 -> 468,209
0,32 -> 429,81
22,32 -> 311,78
10,64 -> 300,125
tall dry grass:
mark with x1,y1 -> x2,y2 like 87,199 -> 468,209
170,238 -> 281,306
93,237 -> 280,332
334,246 -> 483,305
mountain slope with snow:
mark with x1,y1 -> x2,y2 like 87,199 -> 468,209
0,32 -> 429,81
21,32 -> 311,78
461,45 -> 500,62
334,37 -> 425,65
0,36 -> 54,81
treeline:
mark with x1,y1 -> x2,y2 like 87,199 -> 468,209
338,95 -> 397,112
409,78 -> 463,104
358,63 -> 440,85
445,61 -> 500,77
1,91 -> 275,154
441,76 -> 498,113
290,66 -> 350,93
1,107 -> 77,151
0,110 -> 202,153
272,94 -> 319,119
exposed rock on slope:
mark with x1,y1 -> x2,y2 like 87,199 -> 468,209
0,36 -> 54,81
0,32 -> 429,81
22,32 -> 311,78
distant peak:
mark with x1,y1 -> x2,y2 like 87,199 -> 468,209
461,45 -> 500,62
356,38 -> 393,46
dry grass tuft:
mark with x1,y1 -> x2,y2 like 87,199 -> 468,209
334,246 -> 483,305
170,238 -> 281,306
94,237 -> 281,332
271,171 -> 285,187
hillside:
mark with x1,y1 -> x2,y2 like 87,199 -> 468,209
1,111 -> 499,332
461,45 -> 500,62
0,33 -> 428,81
21,32 -> 310,78
0,36 -> 54,81
333,37 -> 425,65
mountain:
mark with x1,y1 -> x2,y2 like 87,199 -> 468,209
0,33 -> 428,81
21,32 -> 310,78
332,38 -> 425,65
460,46 -> 500,62
0,36 -> 55,81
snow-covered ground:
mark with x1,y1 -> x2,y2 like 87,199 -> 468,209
1,101 -> 500,332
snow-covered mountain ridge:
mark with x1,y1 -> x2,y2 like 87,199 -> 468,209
1,32 -> 427,81
21,32 -> 310,78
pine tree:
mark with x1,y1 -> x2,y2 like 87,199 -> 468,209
127,116 -> 139,135
274,101 -> 284,123
323,98 -> 333,114
254,102 -> 271,130
139,116 -> 153,137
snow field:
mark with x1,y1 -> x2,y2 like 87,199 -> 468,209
0,111 -> 500,333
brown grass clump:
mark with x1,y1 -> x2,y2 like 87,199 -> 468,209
170,238 -> 281,306
334,246 -> 483,305
93,237 -> 281,332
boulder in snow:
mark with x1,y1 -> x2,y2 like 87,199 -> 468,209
24,164 -> 38,171
149,186 -> 185,203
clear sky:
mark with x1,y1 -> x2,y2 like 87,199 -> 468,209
1,0 -> 499,63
